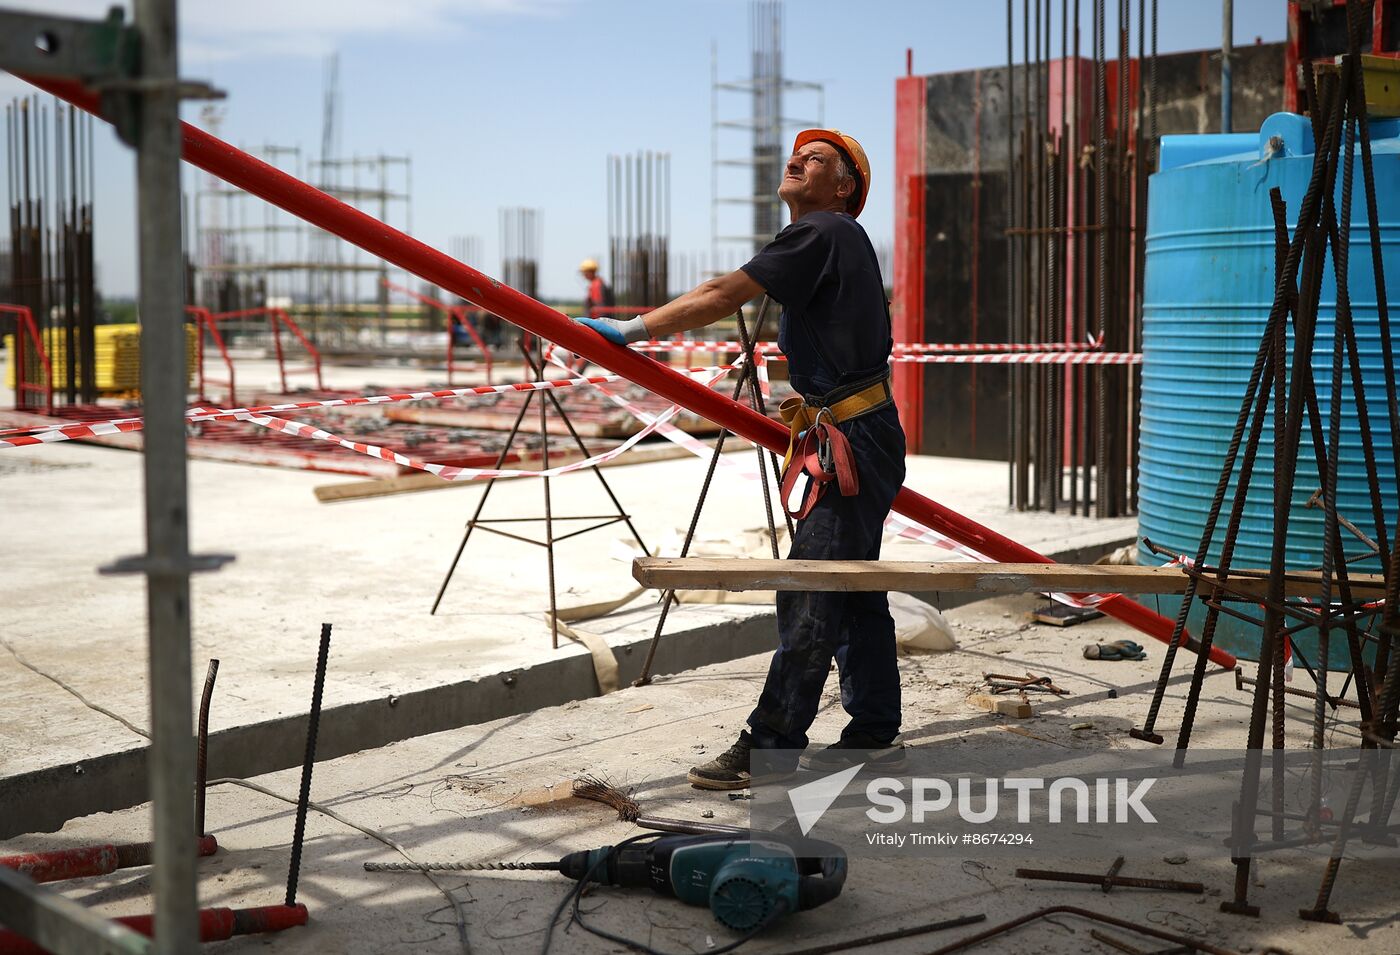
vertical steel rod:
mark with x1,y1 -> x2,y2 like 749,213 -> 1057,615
195,659 -> 219,839
286,623 -> 332,908
1221,0 -> 1234,133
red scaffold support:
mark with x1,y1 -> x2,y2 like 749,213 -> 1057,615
381,278 -> 494,384
211,307 -> 326,394
187,306 -> 235,407
19,73 -> 1233,669
0,304 -> 53,415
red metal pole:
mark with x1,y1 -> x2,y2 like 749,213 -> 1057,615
0,903 -> 307,954
18,74 -> 1231,669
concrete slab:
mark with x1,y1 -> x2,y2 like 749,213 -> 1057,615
0,360 -> 1135,834
5,594 -> 1394,954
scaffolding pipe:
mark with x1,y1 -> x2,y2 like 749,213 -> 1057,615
16,72 -> 1233,669
1221,0 -> 1233,133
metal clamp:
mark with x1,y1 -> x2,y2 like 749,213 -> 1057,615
98,553 -> 236,577
0,5 -> 225,146
0,7 -> 135,81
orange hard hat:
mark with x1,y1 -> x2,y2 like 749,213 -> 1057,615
793,128 -> 871,217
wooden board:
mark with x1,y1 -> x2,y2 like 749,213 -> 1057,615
969,693 -> 1033,718
630,558 -> 1389,599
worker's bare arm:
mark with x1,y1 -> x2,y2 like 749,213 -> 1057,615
642,269 -> 766,338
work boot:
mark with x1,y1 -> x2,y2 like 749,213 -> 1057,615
799,732 -> 907,773
687,731 -> 794,791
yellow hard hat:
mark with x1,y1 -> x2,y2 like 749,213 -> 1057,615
579,258 -> 599,273
793,129 -> 871,217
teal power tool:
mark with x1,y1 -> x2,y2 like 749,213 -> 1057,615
555,832 -> 846,932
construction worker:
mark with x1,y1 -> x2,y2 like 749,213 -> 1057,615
578,258 -> 615,317
576,130 -> 905,789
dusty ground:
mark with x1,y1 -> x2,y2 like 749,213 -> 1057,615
7,592 -> 1396,955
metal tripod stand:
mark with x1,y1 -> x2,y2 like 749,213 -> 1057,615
431,333 -> 650,647
633,296 -> 792,685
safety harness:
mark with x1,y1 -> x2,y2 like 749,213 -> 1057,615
778,369 -> 892,520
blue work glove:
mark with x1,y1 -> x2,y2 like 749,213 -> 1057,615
575,315 -> 649,345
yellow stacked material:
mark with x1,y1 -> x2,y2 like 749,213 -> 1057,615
1360,54 -> 1400,118
5,324 -> 197,392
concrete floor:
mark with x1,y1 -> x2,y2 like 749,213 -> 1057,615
6,593 -> 1396,954
0,358 -> 1134,831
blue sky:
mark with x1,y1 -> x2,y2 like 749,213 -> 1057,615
3,0 -> 1285,302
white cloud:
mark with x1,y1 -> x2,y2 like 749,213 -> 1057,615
1,0 -> 575,66
183,0 -> 574,61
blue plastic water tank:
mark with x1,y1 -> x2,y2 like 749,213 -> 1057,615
1140,112 -> 1400,667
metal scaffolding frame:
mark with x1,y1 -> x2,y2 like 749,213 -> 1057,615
710,0 -> 824,258
0,2 -> 227,952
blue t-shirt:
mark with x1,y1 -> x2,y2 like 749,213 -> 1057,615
740,211 -> 892,397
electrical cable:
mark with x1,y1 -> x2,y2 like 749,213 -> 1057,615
210,778 -> 471,954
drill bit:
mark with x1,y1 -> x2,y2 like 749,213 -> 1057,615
363,860 -> 560,873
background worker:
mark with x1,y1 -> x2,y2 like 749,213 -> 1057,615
578,258 -> 616,317
576,129 -> 906,790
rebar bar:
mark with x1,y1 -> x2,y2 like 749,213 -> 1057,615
286,623 -> 332,908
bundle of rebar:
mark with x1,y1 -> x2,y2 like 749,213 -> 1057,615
500,206 -> 541,302
4,94 -> 97,408
1004,0 -> 1153,517
1130,0 -> 1400,921
607,151 -> 670,309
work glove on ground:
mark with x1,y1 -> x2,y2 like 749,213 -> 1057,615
1082,639 -> 1146,661
574,315 -> 649,345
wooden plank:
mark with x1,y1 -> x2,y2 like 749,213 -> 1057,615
313,439 -> 734,503
630,558 -> 1389,599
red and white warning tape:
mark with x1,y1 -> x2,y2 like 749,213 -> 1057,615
627,340 -> 1104,355
892,351 -> 1140,366
236,364 -> 736,482
0,368 -> 735,451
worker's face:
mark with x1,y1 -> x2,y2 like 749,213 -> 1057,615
580,268 -> 596,281
778,141 -> 853,215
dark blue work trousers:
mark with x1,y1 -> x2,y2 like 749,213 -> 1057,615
747,404 -> 907,751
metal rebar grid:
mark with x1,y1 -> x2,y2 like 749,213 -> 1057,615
5,91 -> 96,410
499,206 -> 540,302
607,151 -> 670,310
710,0 -> 824,258
1003,0 -> 1143,517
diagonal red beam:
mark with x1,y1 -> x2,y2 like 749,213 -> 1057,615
22,74 -> 1231,669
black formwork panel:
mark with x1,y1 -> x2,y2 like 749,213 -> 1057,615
915,65 -> 1013,461
912,44 -> 1283,460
